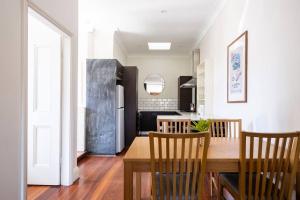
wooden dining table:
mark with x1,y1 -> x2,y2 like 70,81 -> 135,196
123,136 -> 300,200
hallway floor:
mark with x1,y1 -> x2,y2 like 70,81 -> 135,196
27,155 -> 219,200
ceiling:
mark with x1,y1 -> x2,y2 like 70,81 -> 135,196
80,0 -> 225,56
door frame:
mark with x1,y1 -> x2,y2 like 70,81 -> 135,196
21,1 -> 79,198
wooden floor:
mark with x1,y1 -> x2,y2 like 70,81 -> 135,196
27,155 -> 218,200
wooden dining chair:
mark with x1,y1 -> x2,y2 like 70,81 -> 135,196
210,119 -> 242,138
136,119 -> 191,200
219,131 -> 300,200
157,119 -> 191,133
209,119 -> 242,197
149,131 -> 210,200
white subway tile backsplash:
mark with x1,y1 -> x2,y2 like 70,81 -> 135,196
138,98 -> 178,111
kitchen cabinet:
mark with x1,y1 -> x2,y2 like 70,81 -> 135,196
138,111 -> 180,132
178,76 -> 194,112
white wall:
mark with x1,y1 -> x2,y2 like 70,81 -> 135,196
77,18 -> 89,152
127,56 -> 192,99
0,0 -> 23,199
200,0 -> 300,132
113,33 -> 128,66
87,30 -> 128,65
88,29 -> 114,59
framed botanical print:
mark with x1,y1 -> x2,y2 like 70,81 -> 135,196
227,31 -> 248,103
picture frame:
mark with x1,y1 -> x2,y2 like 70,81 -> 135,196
227,31 -> 248,103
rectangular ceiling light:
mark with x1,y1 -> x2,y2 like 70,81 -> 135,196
148,42 -> 171,50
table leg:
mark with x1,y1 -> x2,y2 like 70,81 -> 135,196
297,172 -> 300,199
136,172 -> 141,200
124,162 -> 133,200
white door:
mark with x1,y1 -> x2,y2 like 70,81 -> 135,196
28,13 -> 61,185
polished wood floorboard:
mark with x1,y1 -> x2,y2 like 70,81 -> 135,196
27,155 -> 218,200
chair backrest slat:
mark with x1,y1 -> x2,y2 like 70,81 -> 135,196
274,137 -> 287,198
158,137 -> 164,200
178,137 -> 186,200
247,136 -> 254,199
173,137 -> 177,200
166,137 -> 171,199
216,122 -> 220,137
157,119 -> 191,134
279,137 -> 294,199
150,133 -> 157,200
149,132 -> 210,200
185,138 -> 193,199
254,137 -> 263,200
266,137 -> 280,199
210,119 -> 241,138
260,138 -> 271,199
240,131 -> 300,200
191,137 -> 201,200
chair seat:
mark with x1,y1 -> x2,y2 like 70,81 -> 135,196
219,173 -> 279,199
155,173 -> 196,200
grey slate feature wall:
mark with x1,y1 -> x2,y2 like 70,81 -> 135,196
86,59 -> 117,154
